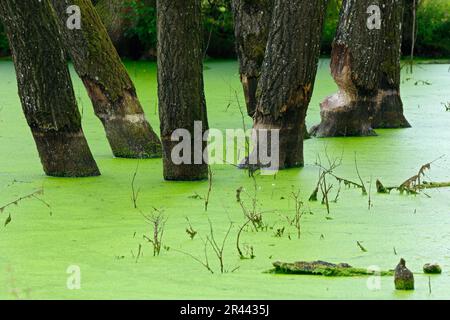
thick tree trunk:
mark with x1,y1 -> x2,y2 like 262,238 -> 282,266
231,0 -> 273,117
157,0 -> 209,181
252,0 -> 327,169
0,0 -> 100,177
310,0 -> 381,137
50,0 -> 162,159
372,0 -> 411,128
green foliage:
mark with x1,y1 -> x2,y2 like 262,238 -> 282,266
122,0 -> 157,50
201,0 -> 235,58
321,0 -> 341,54
416,0 -> 450,56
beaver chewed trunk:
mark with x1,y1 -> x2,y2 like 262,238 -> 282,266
371,0 -> 411,129
311,0 -> 410,137
310,0 -> 381,137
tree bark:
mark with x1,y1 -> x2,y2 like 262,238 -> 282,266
50,0 -> 162,159
231,0 -> 273,117
0,0 -> 100,177
157,0 -> 209,181
252,0 -> 327,169
372,0 -> 411,128
310,0 -> 381,137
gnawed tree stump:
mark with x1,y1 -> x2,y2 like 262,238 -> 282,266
271,260 -> 394,277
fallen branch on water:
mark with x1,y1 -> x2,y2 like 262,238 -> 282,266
376,156 -> 450,195
270,261 -> 394,277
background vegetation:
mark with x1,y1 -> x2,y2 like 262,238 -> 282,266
0,0 -> 448,59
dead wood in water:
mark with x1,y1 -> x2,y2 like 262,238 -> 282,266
271,261 -> 394,277
376,157 -> 450,195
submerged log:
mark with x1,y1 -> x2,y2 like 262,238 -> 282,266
271,260 -> 394,277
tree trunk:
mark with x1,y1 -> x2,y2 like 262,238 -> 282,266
310,0 -> 381,137
157,0 -> 209,181
252,0 -> 327,169
0,0 -> 100,177
372,0 -> 411,128
231,0 -> 273,117
50,0 -> 162,159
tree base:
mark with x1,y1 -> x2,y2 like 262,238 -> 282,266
249,113 -> 305,170
102,115 -> 162,159
371,89 -> 411,128
310,92 -> 376,137
83,78 -> 162,159
161,139 -> 208,181
32,129 -> 100,177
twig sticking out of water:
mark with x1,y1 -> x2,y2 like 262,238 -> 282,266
1,188 -> 51,227
131,162 -> 141,209
142,208 -> 167,256
309,151 -> 367,214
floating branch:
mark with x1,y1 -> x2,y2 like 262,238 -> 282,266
1,188 -> 51,227
376,156 -> 449,195
270,261 -> 394,277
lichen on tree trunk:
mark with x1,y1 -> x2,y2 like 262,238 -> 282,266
50,0 -> 162,159
251,0 -> 327,169
371,0 -> 411,129
310,0 -> 381,137
231,0 -> 273,117
0,0 -> 100,177
157,0 -> 209,181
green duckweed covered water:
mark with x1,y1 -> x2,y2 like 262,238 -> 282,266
0,59 -> 449,299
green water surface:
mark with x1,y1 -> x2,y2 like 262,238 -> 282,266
0,59 -> 449,299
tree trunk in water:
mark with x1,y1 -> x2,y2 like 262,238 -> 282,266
372,0 -> 411,128
157,0 -> 209,181
0,0 -> 100,177
50,0 -> 162,159
231,0 -> 273,117
310,0 -> 381,137
252,0 -> 327,169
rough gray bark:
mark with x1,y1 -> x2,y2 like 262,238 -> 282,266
0,0 -> 100,177
231,0 -> 273,117
50,0 -> 162,158
372,0 -> 410,128
310,0 -> 381,137
251,0 -> 327,169
157,0 -> 209,181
